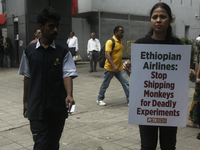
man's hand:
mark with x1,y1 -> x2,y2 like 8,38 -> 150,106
113,65 -> 119,73
189,69 -> 196,80
65,96 -> 75,112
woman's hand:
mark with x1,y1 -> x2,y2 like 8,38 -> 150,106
123,60 -> 131,76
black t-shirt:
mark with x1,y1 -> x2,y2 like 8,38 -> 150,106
135,36 -> 182,45
0,40 -> 4,53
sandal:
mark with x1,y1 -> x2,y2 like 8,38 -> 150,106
186,122 -> 199,128
197,133 -> 200,140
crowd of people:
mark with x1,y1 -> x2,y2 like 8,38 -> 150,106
16,2 -> 200,150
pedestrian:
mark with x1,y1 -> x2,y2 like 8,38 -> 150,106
183,67 -> 200,140
187,57 -> 200,128
124,2 -> 183,149
18,7 -> 78,150
196,34 -> 200,48
0,36 -> 4,68
29,28 -> 41,44
3,37 -> 12,68
67,31 -> 78,57
87,32 -> 101,72
97,26 -> 129,106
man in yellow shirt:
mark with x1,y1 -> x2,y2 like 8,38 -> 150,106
97,26 -> 129,106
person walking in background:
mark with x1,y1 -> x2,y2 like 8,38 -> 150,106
196,34 -> 200,49
97,26 -> 129,106
0,36 -> 4,68
87,32 -> 101,72
67,31 -> 78,57
123,2 -> 183,150
29,28 -> 41,45
18,7 -> 78,150
3,37 -> 12,68
187,58 -> 200,128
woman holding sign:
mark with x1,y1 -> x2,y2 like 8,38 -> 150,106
124,2 -> 182,150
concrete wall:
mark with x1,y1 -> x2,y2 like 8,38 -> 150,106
77,0 -> 200,41
6,0 -> 72,66
78,0 -> 92,13
6,0 -> 26,66
72,18 -> 91,60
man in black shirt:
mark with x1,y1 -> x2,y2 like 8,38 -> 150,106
19,7 -> 78,150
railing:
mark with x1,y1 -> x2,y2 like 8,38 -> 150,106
127,41 -> 135,55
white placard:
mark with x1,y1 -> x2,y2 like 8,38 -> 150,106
129,44 -> 191,127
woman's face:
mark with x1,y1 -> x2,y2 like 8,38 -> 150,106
151,7 -> 171,36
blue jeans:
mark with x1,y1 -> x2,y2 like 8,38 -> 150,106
98,69 -> 129,102
5,55 -> 10,67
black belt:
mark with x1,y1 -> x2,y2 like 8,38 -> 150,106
92,50 -> 98,52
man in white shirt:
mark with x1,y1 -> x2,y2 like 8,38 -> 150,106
196,35 -> 200,43
196,35 -> 200,50
67,31 -> 78,57
87,32 -> 101,72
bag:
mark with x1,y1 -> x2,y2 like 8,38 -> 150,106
73,54 -> 82,62
98,38 -> 115,68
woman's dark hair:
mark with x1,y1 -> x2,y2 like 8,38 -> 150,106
37,7 -> 60,25
6,37 -> 12,48
114,26 -> 123,34
146,2 -> 174,42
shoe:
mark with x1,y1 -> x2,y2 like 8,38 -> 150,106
127,103 -> 129,106
89,70 -> 93,73
96,100 -> 106,106
186,122 -> 199,128
93,70 -> 97,72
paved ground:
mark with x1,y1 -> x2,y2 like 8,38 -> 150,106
0,61 -> 200,150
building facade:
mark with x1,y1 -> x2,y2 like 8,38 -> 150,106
5,0 -> 72,67
72,0 -> 200,60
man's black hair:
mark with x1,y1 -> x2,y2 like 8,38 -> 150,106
114,26 -> 123,34
71,31 -> 75,35
34,28 -> 40,33
37,7 -> 60,25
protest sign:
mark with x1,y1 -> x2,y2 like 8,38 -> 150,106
129,44 -> 191,127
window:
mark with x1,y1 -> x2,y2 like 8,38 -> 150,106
185,26 -> 190,39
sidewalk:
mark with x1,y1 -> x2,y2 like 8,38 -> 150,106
0,61 -> 199,150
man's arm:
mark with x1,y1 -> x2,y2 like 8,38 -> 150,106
97,39 -> 101,52
23,76 -> 30,115
63,77 -> 75,112
87,40 -> 90,54
75,37 -> 78,52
